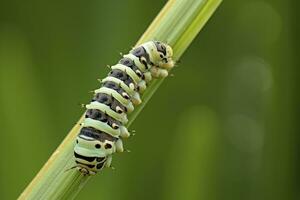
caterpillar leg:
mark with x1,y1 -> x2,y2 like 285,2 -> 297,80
144,71 -> 152,82
115,138 -> 124,152
131,92 -> 142,105
105,155 -> 112,167
120,126 -> 130,138
150,66 -> 168,78
137,80 -> 146,93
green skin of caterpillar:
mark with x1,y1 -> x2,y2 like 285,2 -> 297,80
74,41 -> 174,175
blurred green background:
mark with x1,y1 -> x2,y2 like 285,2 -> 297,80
0,0 -> 298,199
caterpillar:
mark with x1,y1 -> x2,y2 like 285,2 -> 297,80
73,41 -> 174,175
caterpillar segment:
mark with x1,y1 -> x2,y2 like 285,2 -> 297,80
110,64 -> 147,93
101,77 -> 142,105
73,41 -> 174,175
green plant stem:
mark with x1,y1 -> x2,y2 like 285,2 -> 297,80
18,0 -> 222,199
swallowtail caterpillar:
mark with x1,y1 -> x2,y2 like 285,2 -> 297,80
73,41 -> 174,175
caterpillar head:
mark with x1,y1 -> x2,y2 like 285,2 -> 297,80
74,134 -> 115,175
153,41 -> 174,70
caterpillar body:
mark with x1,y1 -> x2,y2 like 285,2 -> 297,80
74,41 -> 174,175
